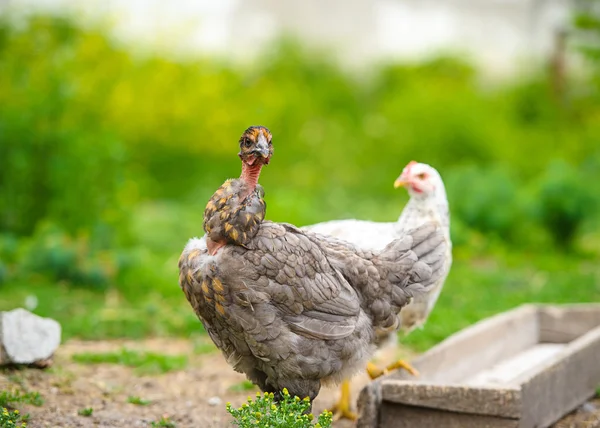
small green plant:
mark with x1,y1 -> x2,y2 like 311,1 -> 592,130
228,381 -> 256,392
0,390 -> 43,408
127,396 -> 150,406
150,415 -> 176,427
226,389 -> 332,428
72,348 -> 187,375
0,408 -> 27,428
77,408 -> 93,417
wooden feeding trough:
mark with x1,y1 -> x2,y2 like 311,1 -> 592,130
357,304 -> 600,428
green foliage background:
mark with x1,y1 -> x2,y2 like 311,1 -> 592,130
0,13 -> 599,350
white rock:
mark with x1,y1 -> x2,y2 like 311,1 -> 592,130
1,308 -> 61,365
207,396 -> 222,406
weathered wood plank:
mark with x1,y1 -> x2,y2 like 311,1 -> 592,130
388,305 -> 538,384
465,343 -> 565,386
358,304 -> 600,428
380,402 -> 520,428
520,325 -> 600,428
538,304 -> 600,343
357,381 -> 382,428
381,381 -> 522,418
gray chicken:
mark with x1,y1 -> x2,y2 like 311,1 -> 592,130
178,126 -> 447,407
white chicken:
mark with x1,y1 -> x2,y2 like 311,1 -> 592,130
302,161 -> 452,420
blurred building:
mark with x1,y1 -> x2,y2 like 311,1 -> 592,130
3,0 -> 574,75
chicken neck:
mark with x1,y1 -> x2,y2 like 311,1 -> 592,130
239,159 -> 264,199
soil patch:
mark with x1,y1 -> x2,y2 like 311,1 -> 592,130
1,339 -> 598,427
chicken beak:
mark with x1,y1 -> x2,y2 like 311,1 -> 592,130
394,178 -> 408,189
253,132 -> 271,159
259,146 -> 270,159
250,143 -> 269,158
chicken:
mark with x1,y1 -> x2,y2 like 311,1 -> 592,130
178,127 -> 448,409
303,161 -> 452,420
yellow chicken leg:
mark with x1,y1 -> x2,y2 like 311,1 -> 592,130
366,359 -> 419,380
328,380 -> 357,421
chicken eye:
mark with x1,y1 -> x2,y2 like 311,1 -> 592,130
417,173 -> 427,180
244,138 -> 253,148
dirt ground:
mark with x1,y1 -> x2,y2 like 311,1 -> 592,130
1,338 -> 599,428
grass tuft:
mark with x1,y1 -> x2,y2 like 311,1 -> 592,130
72,348 -> 187,375
150,415 -> 176,427
77,408 -> 93,417
127,396 -> 151,406
0,390 -> 43,409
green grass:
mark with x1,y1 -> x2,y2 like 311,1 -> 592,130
1,247 -> 599,354
127,396 -> 151,406
71,348 -> 188,375
228,381 -> 257,393
0,281 -> 203,341
0,390 -> 43,409
150,416 -> 176,428
77,408 -> 93,417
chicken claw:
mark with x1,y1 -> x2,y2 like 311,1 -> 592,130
366,359 -> 419,380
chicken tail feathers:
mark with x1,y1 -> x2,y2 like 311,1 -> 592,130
380,221 -> 448,312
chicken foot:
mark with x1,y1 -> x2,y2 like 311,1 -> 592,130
366,359 -> 419,379
328,380 -> 357,421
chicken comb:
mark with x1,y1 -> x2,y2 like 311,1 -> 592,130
404,160 -> 418,174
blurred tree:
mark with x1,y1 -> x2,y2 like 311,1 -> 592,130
0,12 -> 598,291
573,0 -> 600,88
0,16 -> 129,238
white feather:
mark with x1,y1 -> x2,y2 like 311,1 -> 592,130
184,236 -> 207,252
183,236 -> 218,272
